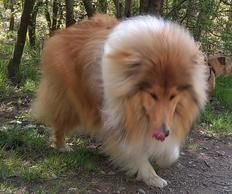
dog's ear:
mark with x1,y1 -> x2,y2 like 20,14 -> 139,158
217,56 -> 226,65
106,49 -> 142,78
107,49 -> 141,66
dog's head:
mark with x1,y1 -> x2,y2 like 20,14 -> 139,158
208,55 -> 232,77
102,16 -> 208,143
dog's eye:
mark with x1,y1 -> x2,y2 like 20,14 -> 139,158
150,93 -> 158,101
169,95 -> 176,100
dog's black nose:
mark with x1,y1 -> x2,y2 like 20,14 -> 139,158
162,123 -> 170,137
164,129 -> 169,137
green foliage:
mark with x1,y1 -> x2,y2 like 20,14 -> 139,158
163,0 -> 232,56
215,75 -> 232,106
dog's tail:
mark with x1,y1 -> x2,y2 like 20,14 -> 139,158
31,79 -> 50,123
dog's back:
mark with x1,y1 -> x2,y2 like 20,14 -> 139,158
32,15 -> 118,141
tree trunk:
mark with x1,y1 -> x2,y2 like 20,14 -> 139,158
124,0 -> 132,17
28,0 -> 43,46
159,0 -> 164,16
82,0 -> 95,17
51,0 -> 59,32
9,6 -> 15,31
65,0 -> 75,27
140,0 -> 162,16
113,0 -> 124,18
45,0 -> 52,33
98,0 -> 107,13
57,1 -> 64,28
7,0 -> 35,84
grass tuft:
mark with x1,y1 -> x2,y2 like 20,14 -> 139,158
198,101 -> 232,133
215,75 -> 232,107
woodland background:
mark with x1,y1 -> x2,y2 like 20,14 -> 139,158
0,0 -> 231,84
0,0 -> 232,193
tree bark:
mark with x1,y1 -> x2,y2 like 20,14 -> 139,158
140,0 -> 162,16
7,0 -> 35,84
124,0 -> 132,17
51,0 -> 59,32
57,1 -> 64,29
9,5 -> 15,31
82,0 -> 95,17
65,0 -> 75,27
45,0 -> 52,33
28,0 -> 43,46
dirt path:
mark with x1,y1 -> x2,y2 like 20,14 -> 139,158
49,131 -> 232,194
1,96 -> 232,194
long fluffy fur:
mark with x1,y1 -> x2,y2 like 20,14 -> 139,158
32,14 -> 208,187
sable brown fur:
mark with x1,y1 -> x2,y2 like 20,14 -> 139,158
32,14 -> 208,187
33,15 -> 118,148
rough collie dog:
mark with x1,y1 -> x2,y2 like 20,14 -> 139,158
32,14 -> 208,187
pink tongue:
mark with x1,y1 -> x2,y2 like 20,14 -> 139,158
152,129 -> 166,141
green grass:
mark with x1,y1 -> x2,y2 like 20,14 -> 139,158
199,101 -> 232,133
197,75 -> 232,135
215,75 -> 232,107
0,124 -> 101,182
0,121 -> 102,193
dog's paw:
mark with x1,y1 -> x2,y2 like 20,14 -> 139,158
146,176 -> 167,188
137,173 -> 168,188
137,163 -> 168,188
58,144 -> 73,152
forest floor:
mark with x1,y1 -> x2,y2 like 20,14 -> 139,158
0,94 -> 232,194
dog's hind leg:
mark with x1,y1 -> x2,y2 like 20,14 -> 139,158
53,125 -> 73,152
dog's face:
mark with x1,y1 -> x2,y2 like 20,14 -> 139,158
137,85 -> 182,141
121,55 -> 198,143
102,18 -> 207,144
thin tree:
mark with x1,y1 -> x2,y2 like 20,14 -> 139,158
28,0 -> 43,46
44,0 -> 52,33
9,0 -> 15,31
57,2 -> 64,29
51,0 -> 59,32
82,0 -> 95,17
44,0 -> 62,35
7,0 -> 35,84
3,0 -> 16,31
124,0 -> 132,17
65,0 -> 76,27
113,0 -> 124,18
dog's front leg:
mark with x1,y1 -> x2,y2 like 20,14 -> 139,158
136,158 -> 168,188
